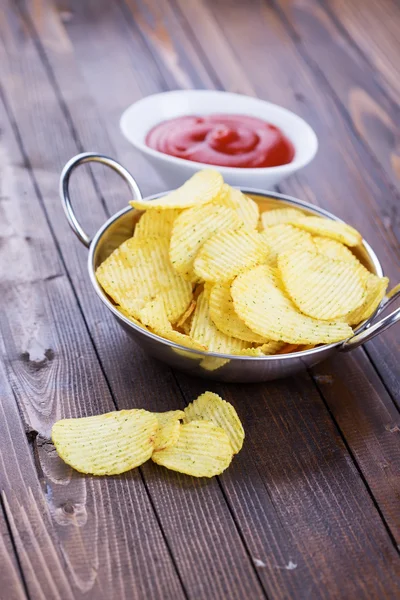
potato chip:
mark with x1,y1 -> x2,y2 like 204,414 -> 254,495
152,420 -> 233,477
232,264 -> 353,344
278,250 -> 366,320
260,224 -> 315,266
345,274 -> 389,325
138,297 -> 206,351
200,356 -> 230,371
289,216 -> 362,247
218,184 -> 259,229
190,292 -> 249,353
261,207 -> 304,228
116,305 -> 149,330
170,203 -> 242,281
134,208 -> 181,239
277,344 -> 299,354
153,410 -> 185,451
176,300 -> 196,329
184,392 -> 244,453
238,341 -> 285,356
96,237 -> 192,323
52,410 -> 158,475
194,229 -> 270,282
209,281 -> 266,342
314,236 -> 359,264
130,169 -> 224,210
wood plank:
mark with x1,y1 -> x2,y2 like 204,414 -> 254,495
1,2 -> 268,597
0,93 -> 186,600
275,0 -> 400,195
27,3 -> 395,594
0,508 -> 27,600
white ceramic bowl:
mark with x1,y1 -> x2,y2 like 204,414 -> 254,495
120,90 -> 318,189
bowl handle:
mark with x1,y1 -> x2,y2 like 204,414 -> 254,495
59,152 -> 142,248
340,283 -> 400,351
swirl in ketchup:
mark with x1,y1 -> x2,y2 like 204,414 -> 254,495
146,114 -> 295,168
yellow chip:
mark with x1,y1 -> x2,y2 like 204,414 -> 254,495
289,216 -> 362,247
116,305 -> 149,330
52,410 -> 158,475
261,207 -> 304,228
209,281 -> 266,342
232,264 -> 353,344
190,292 -> 250,353
238,341 -> 285,356
261,224 -> 315,266
130,169 -> 224,210
345,274 -> 389,325
314,236 -> 360,264
176,300 -> 196,329
170,203 -> 241,281
152,420 -> 233,477
96,236 -> 192,323
217,184 -> 259,229
138,297 -> 206,351
278,250 -> 366,320
183,392 -> 244,453
153,410 -> 185,451
194,229 -> 270,282
134,208 -> 181,239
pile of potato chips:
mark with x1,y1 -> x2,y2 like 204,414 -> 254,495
96,170 -> 389,356
52,392 -> 244,478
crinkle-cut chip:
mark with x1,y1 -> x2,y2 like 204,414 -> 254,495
52,410 -> 158,475
116,305 -> 149,330
261,207 -> 304,228
176,300 -> 196,329
232,264 -> 353,344
278,250 -> 366,320
153,410 -> 185,451
183,392 -> 244,454
200,356 -> 230,371
238,341 -> 286,356
129,169 -> 224,210
314,236 -> 360,264
194,229 -> 270,283
134,208 -> 181,239
209,281 -> 266,342
190,292 -> 250,353
218,184 -> 259,229
261,224 -> 315,266
344,274 -> 389,325
138,297 -> 207,351
289,216 -> 362,247
278,248 -> 366,315
96,236 -> 192,323
152,420 -> 233,478
170,204 -> 242,281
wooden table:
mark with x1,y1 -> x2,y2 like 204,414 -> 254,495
1,1 -> 399,598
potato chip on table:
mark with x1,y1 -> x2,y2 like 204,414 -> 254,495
130,169 -> 224,210
287,215 -> 362,247
152,420 -> 233,478
52,410 -> 158,475
153,410 -> 185,451
232,264 -> 353,344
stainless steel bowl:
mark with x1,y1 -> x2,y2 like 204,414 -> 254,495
60,153 -> 400,382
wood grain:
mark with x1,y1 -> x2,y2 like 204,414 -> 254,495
0,508 -> 27,600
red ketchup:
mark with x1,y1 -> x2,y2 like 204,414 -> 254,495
146,114 -> 295,168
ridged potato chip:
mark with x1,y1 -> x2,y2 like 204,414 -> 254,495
261,207 -> 304,228
52,410 -> 158,475
152,420 -> 233,477
261,224 -> 315,266
239,341 -> 286,356
289,216 -> 362,247
278,250 -> 366,320
117,305 -> 149,330
176,300 -> 196,329
218,184 -> 259,229
314,236 -> 359,264
170,203 -> 241,281
134,208 -> 181,239
344,273 -> 389,325
232,264 -> 353,344
153,410 -> 185,451
130,169 -> 224,210
96,237 -> 192,323
184,392 -> 244,453
209,280 -> 266,342
194,229 -> 270,282
190,292 -> 250,353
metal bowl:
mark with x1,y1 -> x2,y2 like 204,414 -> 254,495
60,153 -> 400,382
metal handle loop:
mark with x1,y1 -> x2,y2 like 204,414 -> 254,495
341,284 -> 400,351
59,152 -> 142,247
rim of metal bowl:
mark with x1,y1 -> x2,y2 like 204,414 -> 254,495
88,188 -> 383,361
